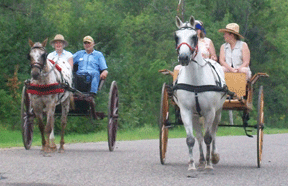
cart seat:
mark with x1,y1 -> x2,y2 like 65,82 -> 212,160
225,72 -> 247,97
73,73 -> 92,93
72,64 -> 105,93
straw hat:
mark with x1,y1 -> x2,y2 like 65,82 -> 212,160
218,23 -> 244,39
50,34 -> 68,47
83,36 -> 94,43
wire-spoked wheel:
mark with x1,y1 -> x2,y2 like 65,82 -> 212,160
108,81 -> 119,151
21,85 -> 34,150
159,83 -> 169,165
257,85 -> 264,168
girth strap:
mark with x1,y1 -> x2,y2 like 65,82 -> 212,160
26,83 -> 65,95
173,83 -> 228,116
173,83 -> 227,93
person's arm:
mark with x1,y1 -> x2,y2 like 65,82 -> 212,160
239,42 -> 250,68
100,70 -> 108,80
68,57 -> 73,70
98,53 -> 108,79
209,40 -> 218,61
219,44 -> 236,72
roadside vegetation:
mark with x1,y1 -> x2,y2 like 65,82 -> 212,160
1,124 -> 288,148
1,0 -> 288,146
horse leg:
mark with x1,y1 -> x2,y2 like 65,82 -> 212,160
36,115 -> 46,151
180,109 -> 196,171
59,98 -> 70,153
203,112 -> 216,170
211,109 -> 222,164
45,104 -> 56,153
49,128 -> 57,152
192,116 -> 205,170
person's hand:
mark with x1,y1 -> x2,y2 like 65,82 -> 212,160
231,68 -> 238,73
100,70 -> 108,80
211,55 -> 218,61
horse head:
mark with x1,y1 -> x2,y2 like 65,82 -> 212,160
174,16 -> 198,66
28,38 -> 48,80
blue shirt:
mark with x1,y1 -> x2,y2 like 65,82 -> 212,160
73,50 -> 107,74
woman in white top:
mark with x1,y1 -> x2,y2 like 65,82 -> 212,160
218,23 -> 251,79
195,20 -> 217,61
174,20 -> 217,71
47,34 -> 73,69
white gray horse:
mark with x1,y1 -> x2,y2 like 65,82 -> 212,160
173,16 -> 226,171
27,38 -> 73,153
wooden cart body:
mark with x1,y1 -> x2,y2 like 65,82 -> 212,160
158,68 -> 268,167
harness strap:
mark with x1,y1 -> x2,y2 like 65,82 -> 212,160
207,61 -> 222,87
48,59 -> 62,72
173,83 -> 228,116
173,84 -> 227,93
26,83 -> 64,95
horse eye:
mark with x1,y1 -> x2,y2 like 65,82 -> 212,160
27,54 -> 31,60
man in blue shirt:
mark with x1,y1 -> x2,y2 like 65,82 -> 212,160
73,36 -> 108,95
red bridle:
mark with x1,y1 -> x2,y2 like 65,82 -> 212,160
176,42 -> 198,58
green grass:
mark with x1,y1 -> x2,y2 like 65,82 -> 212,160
1,125 -> 288,148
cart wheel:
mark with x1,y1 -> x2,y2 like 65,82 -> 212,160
159,83 -> 169,165
257,86 -> 264,168
21,86 -> 34,150
108,81 -> 119,151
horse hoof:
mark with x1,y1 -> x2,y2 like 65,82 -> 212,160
205,164 -> 213,170
43,152 -> 52,157
188,163 -> 196,171
204,166 -> 214,175
197,161 -> 206,171
58,148 -> 65,153
212,153 -> 220,164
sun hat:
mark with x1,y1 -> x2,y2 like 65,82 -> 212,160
195,20 -> 206,35
83,36 -> 94,43
218,23 -> 244,38
50,34 -> 68,47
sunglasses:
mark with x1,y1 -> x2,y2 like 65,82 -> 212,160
83,42 -> 91,44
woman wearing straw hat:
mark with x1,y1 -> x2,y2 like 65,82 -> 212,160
218,23 -> 251,79
47,34 -> 73,69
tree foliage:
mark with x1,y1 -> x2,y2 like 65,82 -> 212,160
0,0 -> 287,132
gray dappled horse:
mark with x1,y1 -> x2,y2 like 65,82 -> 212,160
173,16 -> 227,171
27,38 -> 73,153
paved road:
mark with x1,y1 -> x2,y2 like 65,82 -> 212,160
0,133 -> 287,186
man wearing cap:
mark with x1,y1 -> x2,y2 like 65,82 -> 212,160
218,23 -> 251,79
48,34 -> 73,68
73,35 -> 108,95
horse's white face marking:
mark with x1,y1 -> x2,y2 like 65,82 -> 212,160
30,48 -> 45,64
174,16 -> 198,66
175,29 -> 198,66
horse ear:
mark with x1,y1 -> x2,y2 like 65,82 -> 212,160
189,16 -> 195,28
28,38 -> 34,47
42,38 -> 48,47
175,16 -> 183,29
